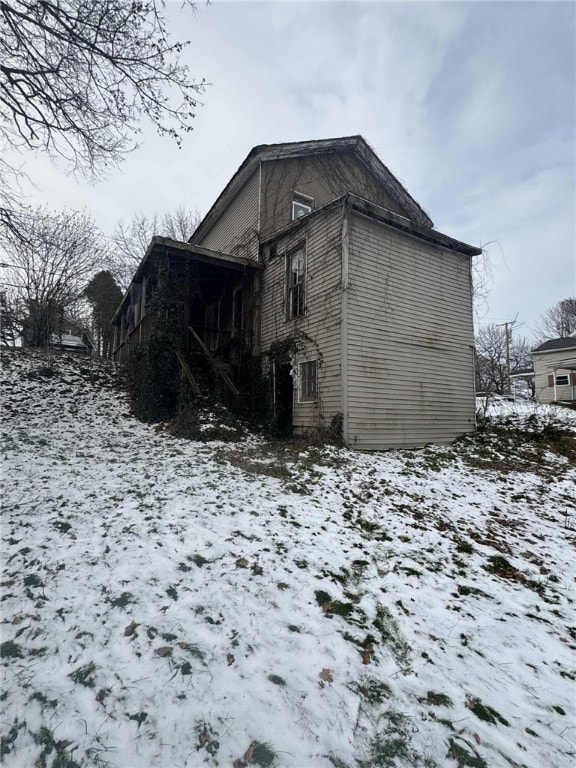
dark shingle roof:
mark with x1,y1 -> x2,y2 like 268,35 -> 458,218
532,336 -> 576,353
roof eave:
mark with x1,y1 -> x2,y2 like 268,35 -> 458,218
532,346 -> 576,355
348,195 -> 481,257
261,194 -> 480,257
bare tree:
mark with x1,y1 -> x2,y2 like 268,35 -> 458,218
111,206 -> 201,288
1,207 -> 109,346
536,296 -> 576,340
0,289 -> 25,346
0,0 -> 205,237
475,324 -> 532,395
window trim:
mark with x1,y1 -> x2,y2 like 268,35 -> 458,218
285,242 -> 307,321
291,191 -> 314,222
298,358 -> 318,403
555,374 -> 569,386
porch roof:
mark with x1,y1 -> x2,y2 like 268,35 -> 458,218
112,238 -> 260,322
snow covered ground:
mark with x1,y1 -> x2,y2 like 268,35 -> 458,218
1,348 -> 575,768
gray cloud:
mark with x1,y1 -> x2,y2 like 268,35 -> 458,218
5,0 -> 574,339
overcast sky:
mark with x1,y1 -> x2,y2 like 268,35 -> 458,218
10,0 -> 576,342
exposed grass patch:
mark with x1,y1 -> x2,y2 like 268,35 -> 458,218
373,605 -> 412,672
0,640 -> 23,659
1,719 -> 25,759
108,591 -> 135,608
52,519 -> 72,533
23,573 -> 44,588
190,553 -> 211,567
33,725 -> 81,768
267,674 -> 286,686
350,677 -> 392,704
447,738 -> 488,768
455,539 -> 474,555
357,710 -> 438,767
238,740 -> 279,767
315,589 -> 356,618
128,711 -> 148,726
466,696 -> 509,726
69,661 -> 96,688
422,691 -> 453,707
485,555 -> 523,582
195,720 -> 220,757
29,691 -> 58,708
456,584 -> 490,599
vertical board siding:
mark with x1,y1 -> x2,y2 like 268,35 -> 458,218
346,212 -> 475,449
260,206 -> 343,432
533,350 -> 576,403
198,169 -> 260,261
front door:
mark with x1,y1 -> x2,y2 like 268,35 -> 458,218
274,361 -> 293,437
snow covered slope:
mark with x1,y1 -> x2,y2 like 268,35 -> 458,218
1,348 -> 575,768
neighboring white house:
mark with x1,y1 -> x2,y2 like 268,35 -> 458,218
532,335 -> 576,404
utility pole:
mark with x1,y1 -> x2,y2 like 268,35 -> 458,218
496,317 -> 517,395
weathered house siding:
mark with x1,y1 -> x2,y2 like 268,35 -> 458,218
345,211 -> 475,449
196,168 -> 260,261
260,153 -> 411,240
533,349 -> 576,403
260,206 -> 344,433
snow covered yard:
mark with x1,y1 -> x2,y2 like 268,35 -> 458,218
1,348 -> 575,768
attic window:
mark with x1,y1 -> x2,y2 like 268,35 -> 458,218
291,192 -> 313,221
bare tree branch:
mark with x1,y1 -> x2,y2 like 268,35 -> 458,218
475,324 -> 532,396
110,205 -> 201,289
0,0 -> 205,236
0,206 -> 110,345
536,296 -> 576,341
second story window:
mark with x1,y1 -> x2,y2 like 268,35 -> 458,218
291,191 -> 313,221
286,246 -> 305,319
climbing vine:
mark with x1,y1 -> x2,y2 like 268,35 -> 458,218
124,256 -> 185,422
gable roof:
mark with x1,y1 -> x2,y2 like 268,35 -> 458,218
532,336 -> 576,354
190,136 -> 433,245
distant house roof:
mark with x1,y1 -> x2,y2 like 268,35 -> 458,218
190,135 -> 434,246
532,337 -> 576,354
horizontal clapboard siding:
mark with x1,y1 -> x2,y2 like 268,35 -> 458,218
260,153 -> 411,239
346,211 -> 475,449
260,206 -> 343,431
198,169 -> 260,261
533,350 -> 576,403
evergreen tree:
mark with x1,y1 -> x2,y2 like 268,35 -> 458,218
84,271 -> 123,357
